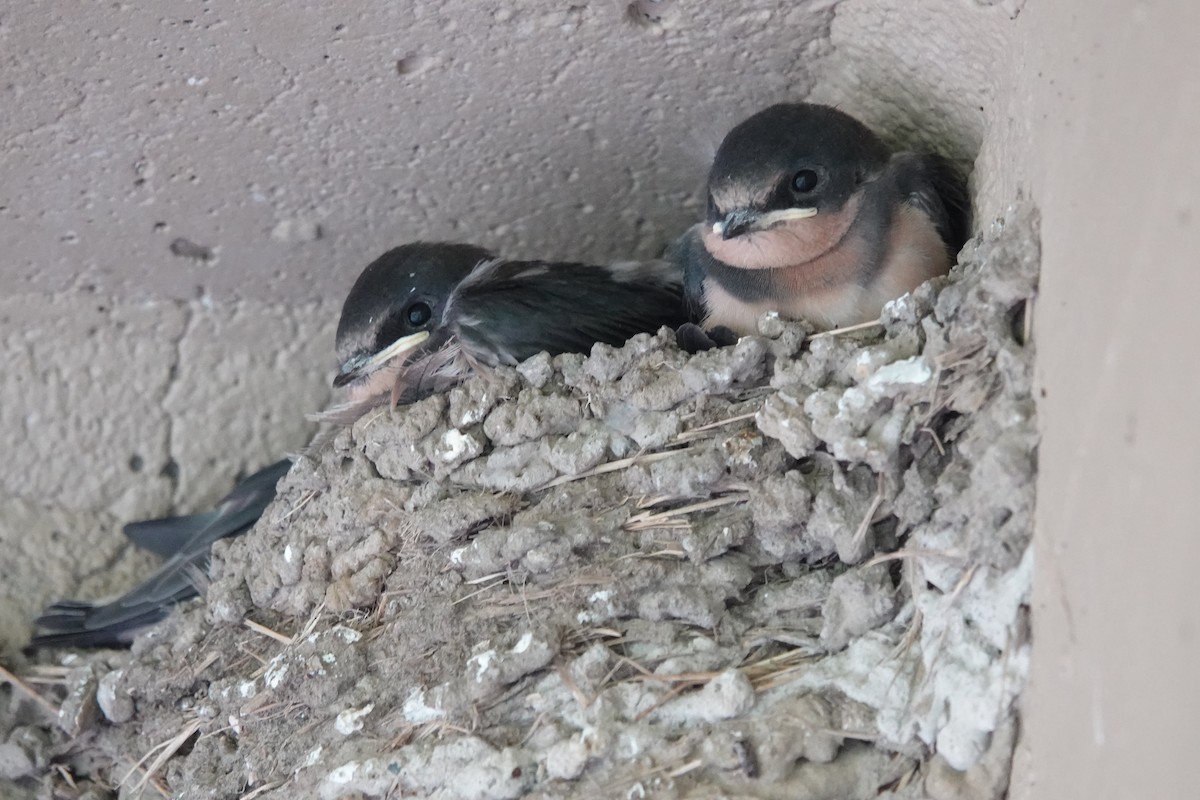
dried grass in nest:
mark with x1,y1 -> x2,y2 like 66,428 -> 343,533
472,570 -> 615,621
607,642 -> 824,713
0,661 -> 59,716
623,494 -> 748,532
122,716 -> 204,796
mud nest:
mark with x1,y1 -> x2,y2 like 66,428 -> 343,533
8,205 -> 1039,800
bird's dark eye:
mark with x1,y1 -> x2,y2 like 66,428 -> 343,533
792,169 -> 819,193
406,301 -> 432,327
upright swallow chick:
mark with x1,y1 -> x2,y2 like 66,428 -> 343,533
672,102 -> 969,345
323,241 -> 689,422
30,242 -> 687,649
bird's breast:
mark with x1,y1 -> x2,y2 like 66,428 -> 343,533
701,272 -> 872,334
872,202 -> 953,302
699,201 -> 950,335
344,359 -> 406,407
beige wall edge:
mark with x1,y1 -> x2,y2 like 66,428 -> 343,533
1018,1 -> 1200,797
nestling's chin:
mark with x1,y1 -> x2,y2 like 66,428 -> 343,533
702,195 -> 862,270
702,227 -> 810,270
343,359 -> 404,407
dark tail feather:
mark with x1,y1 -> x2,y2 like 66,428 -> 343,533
29,605 -> 171,650
30,600 -> 101,630
27,459 -> 292,650
124,512 -> 221,559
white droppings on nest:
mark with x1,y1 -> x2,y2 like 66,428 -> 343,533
838,355 -> 933,415
402,687 -> 447,724
303,745 -> 324,768
438,428 -> 474,462
577,589 -> 617,623
867,354 -> 933,387
263,660 -> 288,690
325,761 -> 359,785
334,703 -> 374,736
331,625 -> 362,643
456,394 -> 491,426
469,649 -> 496,682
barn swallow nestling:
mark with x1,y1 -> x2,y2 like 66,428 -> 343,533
29,242 -> 688,649
672,102 -> 970,348
321,241 -> 689,423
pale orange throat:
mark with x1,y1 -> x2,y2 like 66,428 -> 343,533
700,203 -> 953,336
703,194 -> 863,271
345,359 -> 404,407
